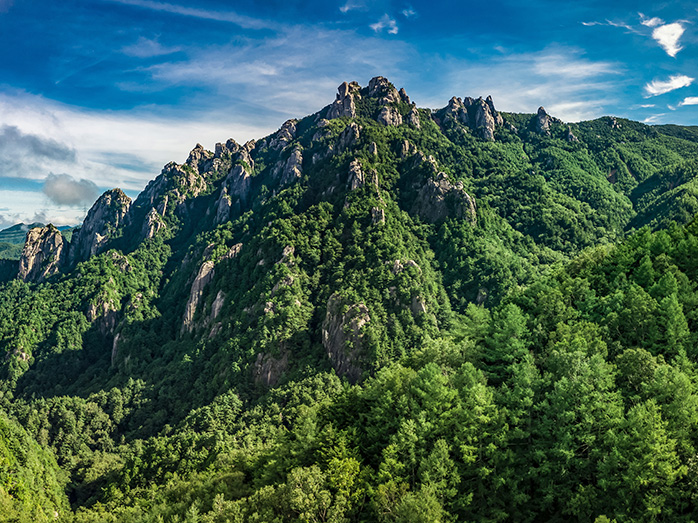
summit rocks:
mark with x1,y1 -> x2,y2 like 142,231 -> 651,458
68,189 -> 131,268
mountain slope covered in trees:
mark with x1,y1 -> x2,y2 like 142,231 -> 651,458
3,77 -> 698,521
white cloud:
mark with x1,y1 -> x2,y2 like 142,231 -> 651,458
42,174 -> 100,207
679,97 -> 698,106
402,7 -> 417,18
644,74 -> 693,96
639,14 -> 663,28
652,22 -> 685,57
370,14 -> 398,34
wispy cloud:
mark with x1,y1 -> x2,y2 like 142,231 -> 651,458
643,114 -> 666,124
121,36 -> 181,58
581,19 -> 640,34
644,74 -> 693,96
418,46 -> 622,122
679,97 -> 698,106
103,0 -> 280,30
339,0 -> 363,13
402,7 -> 417,18
0,0 -> 12,14
370,14 -> 398,34
42,173 -> 99,207
639,14 -> 663,28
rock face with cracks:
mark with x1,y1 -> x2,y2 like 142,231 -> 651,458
18,225 -> 66,283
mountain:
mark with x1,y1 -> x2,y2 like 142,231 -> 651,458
3,77 -> 698,521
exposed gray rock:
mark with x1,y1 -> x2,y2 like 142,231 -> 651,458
371,207 -> 385,224
347,159 -> 365,190
609,116 -> 621,129
369,142 -> 378,156
377,105 -> 403,127
269,119 -> 298,150
182,260 -> 215,333
227,163 -> 252,203
411,295 -> 427,315
536,106 -> 552,135
215,138 -> 240,159
399,87 -> 411,104
337,122 -> 361,153
407,106 -> 420,128
68,188 -> 131,267
567,125 -> 579,142
486,95 -> 504,126
211,290 -> 226,320
141,208 -> 166,239
185,143 -> 214,174
443,97 -> 470,126
328,81 -> 360,119
473,98 -> 496,141
111,333 -> 120,367
368,76 -> 400,104
86,297 -> 118,335
276,146 -> 303,186
18,224 -> 66,283
412,171 -> 477,224
399,140 -> 417,159
213,187 -> 233,225
322,293 -> 370,383
254,348 -> 289,388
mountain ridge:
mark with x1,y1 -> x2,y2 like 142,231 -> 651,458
3,76 -> 698,521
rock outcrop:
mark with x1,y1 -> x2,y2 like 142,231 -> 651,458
337,122 -> 361,154
182,260 -> 215,333
274,146 -> 303,186
68,189 -> 131,267
471,97 -> 497,141
368,76 -> 400,104
377,105 -> 403,127
327,81 -> 361,119
405,106 -> 422,129
254,348 -> 289,388
322,293 -> 370,383
18,225 -> 67,283
181,243 -> 242,333
141,208 -> 166,239
535,106 -> 552,135
269,120 -> 297,150
567,125 -> 579,143
347,159 -> 365,190
412,171 -> 477,224
440,97 -> 470,126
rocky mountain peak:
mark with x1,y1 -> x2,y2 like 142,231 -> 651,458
536,106 -> 552,135
68,189 -> 132,268
327,81 -> 361,119
18,224 -> 66,283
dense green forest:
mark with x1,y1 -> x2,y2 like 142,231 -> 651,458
3,78 -> 698,521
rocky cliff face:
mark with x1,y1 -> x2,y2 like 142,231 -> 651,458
68,189 -> 131,267
322,293 -> 370,383
18,225 -> 66,283
327,81 -> 361,119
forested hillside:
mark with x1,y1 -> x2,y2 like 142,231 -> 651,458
2,77 -> 698,521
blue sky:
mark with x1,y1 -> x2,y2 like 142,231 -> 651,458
1,0 -> 697,227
